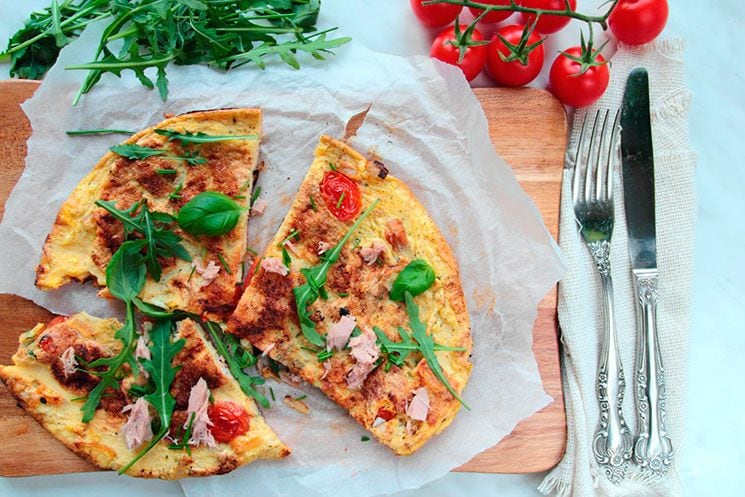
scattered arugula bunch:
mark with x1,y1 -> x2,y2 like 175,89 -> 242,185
205,321 -> 269,409
1,0 -> 351,105
293,199 -> 379,347
119,319 -> 185,474
95,199 -> 191,281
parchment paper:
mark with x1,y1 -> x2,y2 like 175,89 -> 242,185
0,23 -> 564,496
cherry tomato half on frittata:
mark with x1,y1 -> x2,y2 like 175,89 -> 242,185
208,400 -> 250,443
430,26 -> 487,82
410,0 -> 462,27
320,171 -> 362,222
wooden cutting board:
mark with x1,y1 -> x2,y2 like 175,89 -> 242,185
0,80 -> 566,477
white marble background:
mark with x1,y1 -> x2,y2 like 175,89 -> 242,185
1,0 -> 742,495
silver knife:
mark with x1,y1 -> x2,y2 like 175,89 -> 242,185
620,67 -> 674,476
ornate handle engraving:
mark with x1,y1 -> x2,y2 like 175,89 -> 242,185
633,269 -> 673,476
589,241 -> 634,483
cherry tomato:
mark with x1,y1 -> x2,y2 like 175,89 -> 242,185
430,26 -> 487,82
469,0 -> 512,24
46,316 -> 69,329
485,24 -> 544,87
549,46 -> 610,108
609,0 -> 668,45
376,407 -> 396,421
208,401 -> 250,443
410,0 -> 463,27
520,0 -> 576,34
319,171 -> 362,222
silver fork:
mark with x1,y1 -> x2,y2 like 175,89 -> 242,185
571,109 -> 634,483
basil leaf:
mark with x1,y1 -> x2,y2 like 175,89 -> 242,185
389,259 -> 436,302
177,191 -> 243,236
106,240 -> 147,302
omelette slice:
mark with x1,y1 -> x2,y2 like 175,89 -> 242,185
229,136 -> 471,455
36,109 -> 262,321
0,313 -> 289,478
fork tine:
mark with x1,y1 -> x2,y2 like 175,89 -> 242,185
572,113 -> 589,206
595,110 -> 610,202
606,109 -> 621,202
585,110 -> 601,204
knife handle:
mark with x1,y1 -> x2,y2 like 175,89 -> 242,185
633,269 -> 674,476
591,248 -> 634,484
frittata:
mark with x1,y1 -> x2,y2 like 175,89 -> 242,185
0,313 -> 289,478
229,136 -> 471,455
35,109 -> 262,321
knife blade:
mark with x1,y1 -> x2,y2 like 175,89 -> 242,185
620,67 -> 674,476
621,68 -> 656,270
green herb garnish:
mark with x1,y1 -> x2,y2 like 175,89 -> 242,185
177,191 -> 244,237
309,194 -> 317,212
155,129 -> 258,144
119,319 -> 185,474
205,321 -> 268,408
336,191 -> 345,209
95,200 -> 191,281
155,168 -> 177,175
249,186 -> 262,207
293,199 -> 379,347
169,181 -> 184,200
217,252 -> 232,274
66,129 -> 135,136
361,436 -> 370,442
404,292 -> 469,409
81,240 -> 145,422
168,412 -> 195,455
328,162 -> 337,171
294,394 -> 307,401
270,387 -> 276,402
389,259 -> 436,302
281,246 -> 292,269
278,229 -> 300,247
110,143 -> 206,166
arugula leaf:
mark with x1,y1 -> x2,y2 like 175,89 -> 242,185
205,321 -> 269,409
293,199 -> 379,347
177,191 -> 244,237
110,143 -> 164,160
110,143 -> 206,166
96,199 -> 191,281
155,129 -> 258,143
404,292 -> 470,409
389,259 -> 436,302
66,129 -> 135,136
132,298 -> 188,320
81,244 -> 145,423
119,319 -> 185,474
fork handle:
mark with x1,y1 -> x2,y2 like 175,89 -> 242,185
633,269 -> 674,475
588,241 -> 634,483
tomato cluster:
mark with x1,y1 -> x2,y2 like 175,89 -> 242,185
411,0 -> 669,108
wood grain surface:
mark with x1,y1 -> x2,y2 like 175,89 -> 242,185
0,80 -> 566,477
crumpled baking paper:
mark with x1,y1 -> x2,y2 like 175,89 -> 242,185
0,22 -> 564,497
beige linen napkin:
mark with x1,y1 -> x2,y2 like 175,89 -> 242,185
539,39 -> 697,497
